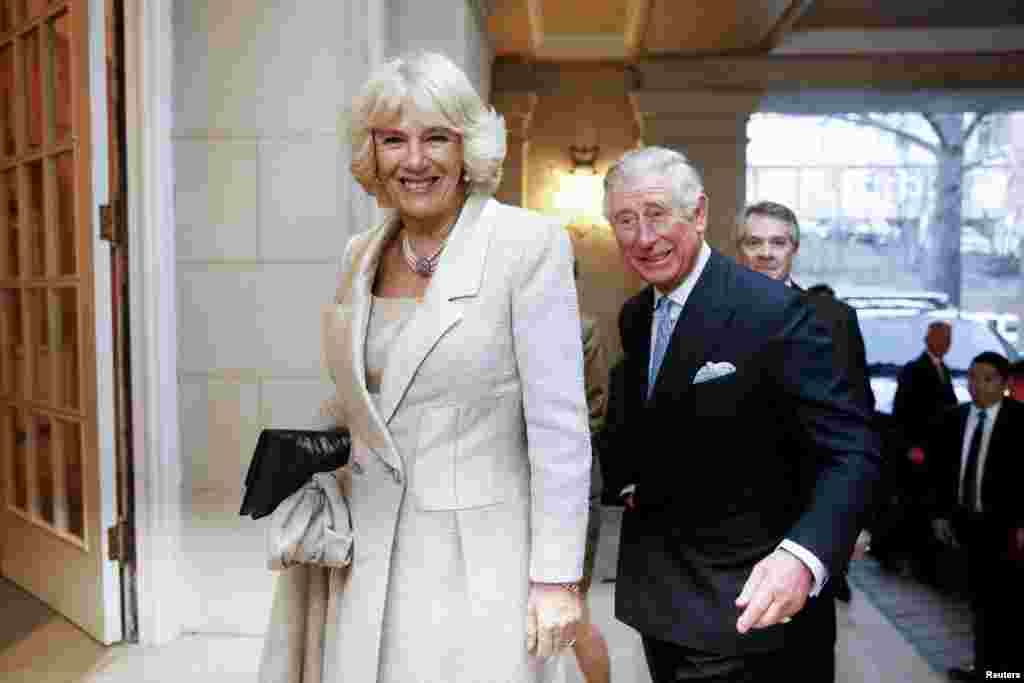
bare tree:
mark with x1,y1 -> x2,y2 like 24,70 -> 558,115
834,112 -> 1005,308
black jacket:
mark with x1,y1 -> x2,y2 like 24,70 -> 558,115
606,249 -> 881,655
893,352 -> 958,449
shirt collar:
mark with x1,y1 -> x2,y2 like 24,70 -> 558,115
927,351 -> 945,368
653,242 -> 711,313
972,400 -> 1002,421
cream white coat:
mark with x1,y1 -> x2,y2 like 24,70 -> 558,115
258,194 -> 591,683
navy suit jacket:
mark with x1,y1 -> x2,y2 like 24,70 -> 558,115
607,248 -> 881,655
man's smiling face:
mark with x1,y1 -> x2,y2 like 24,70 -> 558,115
607,177 -> 707,294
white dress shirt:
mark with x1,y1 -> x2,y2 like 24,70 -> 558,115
959,400 -> 1002,512
628,241 -> 828,595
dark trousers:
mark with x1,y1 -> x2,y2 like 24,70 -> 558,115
957,513 -> 1020,674
641,634 -> 834,682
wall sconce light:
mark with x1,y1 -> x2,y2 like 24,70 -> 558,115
554,145 -> 605,222
569,145 -> 599,175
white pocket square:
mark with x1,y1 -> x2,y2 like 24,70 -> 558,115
693,361 -> 736,384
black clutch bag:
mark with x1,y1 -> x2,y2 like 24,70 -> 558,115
239,428 -> 352,520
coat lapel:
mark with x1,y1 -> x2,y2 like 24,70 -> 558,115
376,194 -> 493,426
344,219 -> 405,472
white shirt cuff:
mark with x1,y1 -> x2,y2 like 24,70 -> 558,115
620,484 -> 636,497
778,539 -> 829,597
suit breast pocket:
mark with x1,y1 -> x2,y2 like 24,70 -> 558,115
692,374 -> 742,418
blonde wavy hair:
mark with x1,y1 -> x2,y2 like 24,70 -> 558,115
346,51 -> 506,206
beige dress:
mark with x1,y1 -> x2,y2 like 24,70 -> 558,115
365,295 -> 469,680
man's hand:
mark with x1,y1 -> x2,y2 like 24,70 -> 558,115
932,518 -> 958,548
735,549 -> 812,634
623,493 -> 636,510
1014,528 -> 1024,554
851,529 -> 872,561
526,582 -> 583,657
907,446 -> 925,466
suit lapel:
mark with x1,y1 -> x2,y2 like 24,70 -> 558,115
376,194 -> 493,426
650,251 -> 735,402
979,401 -> 1010,502
630,289 -> 655,400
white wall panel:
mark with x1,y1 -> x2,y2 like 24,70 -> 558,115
261,378 -> 339,430
174,2 -> 352,135
178,265 -> 338,375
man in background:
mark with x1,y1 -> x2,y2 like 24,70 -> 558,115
928,352 -> 1023,681
737,201 -> 875,610
737,201 -> 874,413
889,320 -> 958,583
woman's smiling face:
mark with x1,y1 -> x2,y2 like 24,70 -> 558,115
373,100 -> 465,229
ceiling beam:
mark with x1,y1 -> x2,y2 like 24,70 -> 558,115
492,51 -> 1024,95
634,51 -> 1024,91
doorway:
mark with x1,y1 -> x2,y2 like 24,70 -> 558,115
0,0 -> 133,646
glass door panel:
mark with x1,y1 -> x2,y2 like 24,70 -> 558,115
26,286 -> 46,400
55,151 -> 73,274
27,158 -> 45,276
0,288 -> 22,398
59,416 -> 82,540
1,44 -> 14,159
2,169 -> 16,278
55,285 -> 76,409
25,0 -> 46,21
6,406 -> 27,512
0,2 -> 13,34
50,12 -> 70,144
33,412 -> 54,525
22,27 -> 41,150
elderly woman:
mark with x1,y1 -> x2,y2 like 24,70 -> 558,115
258,51 -> 592,683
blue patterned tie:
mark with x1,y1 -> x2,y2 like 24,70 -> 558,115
648,297 -> 675,398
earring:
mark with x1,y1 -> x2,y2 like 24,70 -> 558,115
462,172 -> 469,183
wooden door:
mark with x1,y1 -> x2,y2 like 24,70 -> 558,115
0,0 -> 121,644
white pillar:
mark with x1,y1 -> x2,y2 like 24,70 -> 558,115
492,92 -> 537,207
631,91 -> 760,255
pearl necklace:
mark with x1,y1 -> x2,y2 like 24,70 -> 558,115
400,204 -> 463,277
402,231 -> 449,277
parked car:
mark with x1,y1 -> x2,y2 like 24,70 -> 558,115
860,312 -> 1020,415
961,226 -> 993,255
837,287 -> 950,314
850,221 -> 900,246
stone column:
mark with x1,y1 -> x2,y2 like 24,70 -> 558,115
492,91 -> 538,207
630,91 -> 760,255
